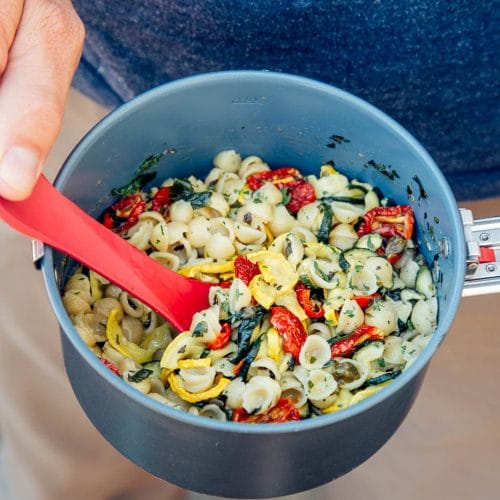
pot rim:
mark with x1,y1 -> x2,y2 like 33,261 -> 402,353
41,70 -> 466,434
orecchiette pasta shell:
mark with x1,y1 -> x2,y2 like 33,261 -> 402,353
329,223 -> 358,251
305,369 -> 338,400
299,335 -> 331,370
336,299 -> 364,334
365,300 -> 398,335
223,377 -> 246,409
242,375 -> 281,415
170,200 -> 194,224
213,149 -> 242,173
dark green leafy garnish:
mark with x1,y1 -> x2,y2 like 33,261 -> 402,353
317,203 -> 333,243
339,252 -> 350,271
111,172 -> 157,196
299,274 -> 316,289
412,175 -> 429,200
192,321 -> 208,337
364,160 -> 400,180
169,179 -> 212,209
238,335 -> 263,381
128,368 -> 153,383
326,134 -> 350,148
231,306 -> 265,364
136,153 -> 164,174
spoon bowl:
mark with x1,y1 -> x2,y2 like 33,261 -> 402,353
0,175 -> 211,331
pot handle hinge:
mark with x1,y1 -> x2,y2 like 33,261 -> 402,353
460,208 -> 500,296
32,239 -> 44,270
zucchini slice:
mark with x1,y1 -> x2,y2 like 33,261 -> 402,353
415,265 -> 436,299
341,248 -> 378,270
354,233 -> 383,251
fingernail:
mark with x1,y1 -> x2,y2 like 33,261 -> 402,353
0,146 -> 40,197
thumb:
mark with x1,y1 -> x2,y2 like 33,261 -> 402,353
0,0 -> 84,201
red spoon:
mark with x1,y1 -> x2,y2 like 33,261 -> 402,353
0,175 -> 212,331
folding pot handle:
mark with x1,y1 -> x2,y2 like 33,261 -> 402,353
461,208 -> 500,296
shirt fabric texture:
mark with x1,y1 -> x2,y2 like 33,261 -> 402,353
72,0 -> 500,201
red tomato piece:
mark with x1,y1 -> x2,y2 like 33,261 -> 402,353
207,323 -> 231,350
151,186 -> 170,212
330,324 -> 384,358
234,256 -> 261,286
295,282 -> 324,318
247,167 -> 301,190
270,306 -> 307,361
100,358 -> 120,376
232,398 -> 301,423
353,292 -> 381,309
286,180 -> 316,213
358,205 -> 414,240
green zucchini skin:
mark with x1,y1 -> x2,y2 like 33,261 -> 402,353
362,369 -> 402,388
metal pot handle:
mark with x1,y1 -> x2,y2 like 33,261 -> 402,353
461,208 -> 500,297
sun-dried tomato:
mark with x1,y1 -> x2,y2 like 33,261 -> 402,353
232,398 -> 301,423
270,306 -> 307,361
353,292 -> 381,309
295,282 -> 324,318
330,324 -> 384,358
358,205 -> 414,240
234,256 -> 261,286
286,180 -> 316,213
151,186 -> 170,212
207,323 -> 231,350
247,167 -> 301,191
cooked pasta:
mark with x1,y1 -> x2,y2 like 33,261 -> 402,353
63,150 -> 438,423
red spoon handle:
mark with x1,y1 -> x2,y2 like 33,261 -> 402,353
0,176 -> 210,331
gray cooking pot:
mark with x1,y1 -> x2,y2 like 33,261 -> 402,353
40,71 -> 497,498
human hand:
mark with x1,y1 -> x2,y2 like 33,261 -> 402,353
0,0 -> 84,200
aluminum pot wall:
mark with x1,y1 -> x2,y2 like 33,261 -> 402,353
42,71 -> 465,498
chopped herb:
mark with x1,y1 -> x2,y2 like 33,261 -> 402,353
313,261 -> 331,282
136,153 -> 163,174
307,379 -> 314,389
406,185 -> 415,201
364,160 -> 400,180
377,358 -> 386,368
192,321 -> 208,337
280,188 -> 291,205
326,134 -> 350,148
339,252 -> 350,271
299,275 -> 316,288
188,191 -> 212,209
111,172 -> 157,196
412,175 -> 429,200
434,216 -> 440,224
345,309 -> 355,318
310,356 -> 317,364
169,179 -> 212,209
128,368 -> 153,383
354,264 -> 363,273
200,348 -> 211,358
252,196 -> 263,204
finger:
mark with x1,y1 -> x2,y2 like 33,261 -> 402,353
0,0 -> 24,75
0,0 -> 85,200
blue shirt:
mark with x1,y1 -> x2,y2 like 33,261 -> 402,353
72,0 -> 500,201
